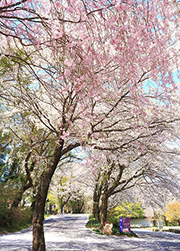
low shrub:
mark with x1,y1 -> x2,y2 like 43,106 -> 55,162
89,214 -> 96,220
11,207 -> 32,228
86,215 -> 101,228
107,202 -> 144,228
0,206 -> 32,233
169,229 -> 180,234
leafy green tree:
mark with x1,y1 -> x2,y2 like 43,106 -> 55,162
165,201 -> 180,226
108,202 -> 144,227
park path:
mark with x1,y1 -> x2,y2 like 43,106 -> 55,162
0,214 -> 180,250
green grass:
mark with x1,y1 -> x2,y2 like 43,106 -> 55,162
92,228 -> 103,235
85,217 -> 101,228
112,227 -> 138,237
86,214 -> 138,237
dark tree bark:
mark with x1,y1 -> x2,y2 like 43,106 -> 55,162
92,173 -> 103,221
32,141 -> 80,251
12,154 -> 35,208
92,187 -> 101,221
59,194 -> 71,214
163,216 -> 168,226
100,193 -> 108,227
60,206 -> 64,214
12,182 -> 32,207
32,143 -> 63,251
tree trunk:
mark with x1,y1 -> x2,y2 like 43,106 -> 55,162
59,194 -> 71,214
92,184 -> 101,221
60,206 -> 64,214
32,175 -> 49,251
12,153 -> 35,208
92,192 -> 100,220
12,182 -> 32,208
163,216 -> 168,226
32,143 -> 63,251
12,189 -> 24,208
100,193 -> 108,228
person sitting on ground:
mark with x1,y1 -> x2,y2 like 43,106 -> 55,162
103,221 -> 113,235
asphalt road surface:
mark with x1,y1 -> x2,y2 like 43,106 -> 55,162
0,214 -> 180,250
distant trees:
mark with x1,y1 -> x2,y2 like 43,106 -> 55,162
107,201 -> 144,227
50,175 -> 72,214
165,201 -> 180,226
49,165 -> 86,214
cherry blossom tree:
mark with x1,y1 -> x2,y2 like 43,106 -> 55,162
89,140 -> 180,227
0,0 -> 180,250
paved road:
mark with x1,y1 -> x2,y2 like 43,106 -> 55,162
0,214 -> 180,250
